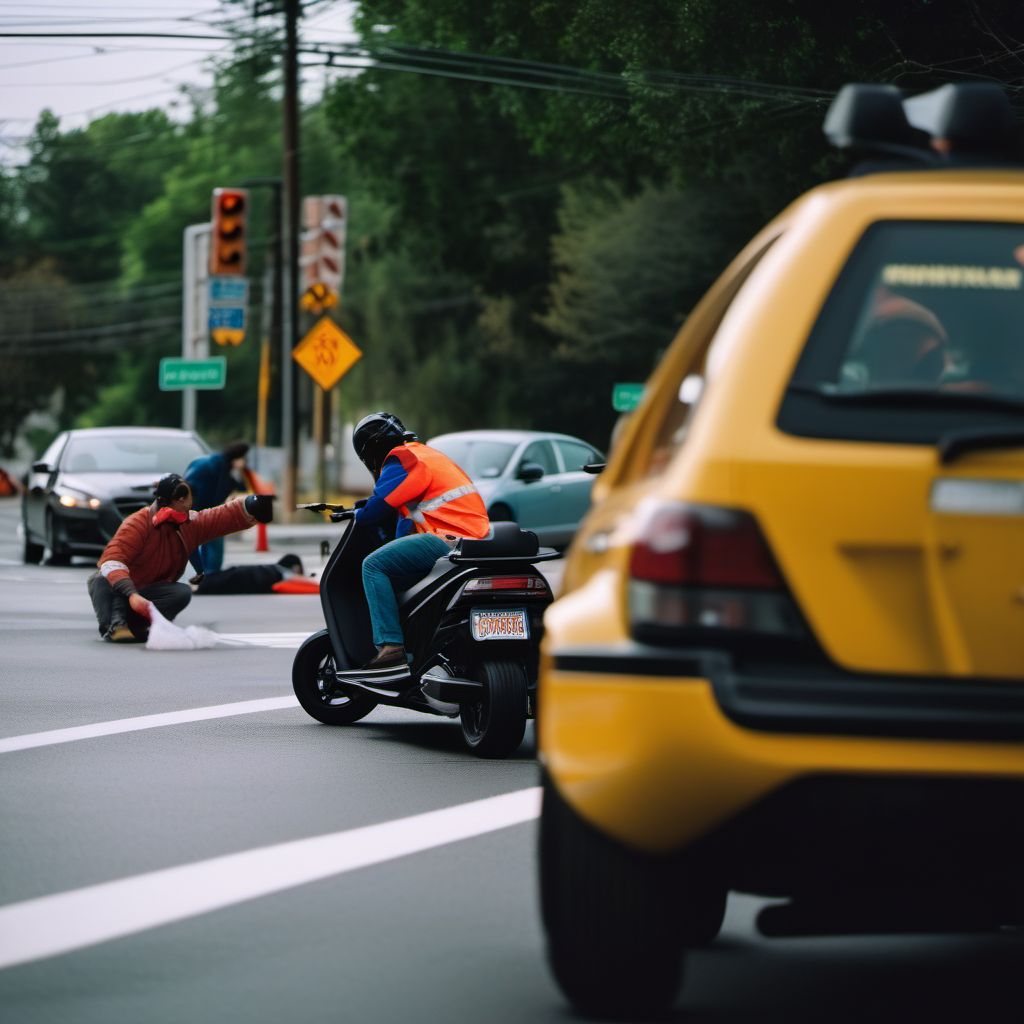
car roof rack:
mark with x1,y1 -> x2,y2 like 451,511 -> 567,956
825,82 -> 1023,173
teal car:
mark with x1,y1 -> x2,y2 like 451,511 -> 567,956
428,430 -> 603,547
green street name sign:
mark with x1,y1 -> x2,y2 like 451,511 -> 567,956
612,382 -> 644,412
159,357 -> 227,391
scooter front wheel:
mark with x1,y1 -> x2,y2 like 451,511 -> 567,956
460,660 -> 528,758
292,630 -> 377,725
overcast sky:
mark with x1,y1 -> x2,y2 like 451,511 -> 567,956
0,0 -> 355,163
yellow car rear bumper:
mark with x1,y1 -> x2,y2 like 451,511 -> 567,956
539,659 -> 1024,854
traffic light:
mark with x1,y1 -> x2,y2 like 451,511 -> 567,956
210,187 -> 248,276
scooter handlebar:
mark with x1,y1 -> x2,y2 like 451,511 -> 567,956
296,502 -> 349,514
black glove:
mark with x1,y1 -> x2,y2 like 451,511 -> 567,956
245,494 -> 274,523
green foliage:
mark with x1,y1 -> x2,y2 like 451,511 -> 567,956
4,0 -> 1024,458
0,262 -> 84,454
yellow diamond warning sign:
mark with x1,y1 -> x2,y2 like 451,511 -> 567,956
293,316 -> 362,391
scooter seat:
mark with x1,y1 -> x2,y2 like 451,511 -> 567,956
457,523 -> 539,558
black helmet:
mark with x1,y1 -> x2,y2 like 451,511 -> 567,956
353,412 -> 408,476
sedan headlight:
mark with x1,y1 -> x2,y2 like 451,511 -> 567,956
56,487 -> 101,510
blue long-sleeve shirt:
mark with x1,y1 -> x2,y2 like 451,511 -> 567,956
355,457 -> 417,537
184,453 -> 242,511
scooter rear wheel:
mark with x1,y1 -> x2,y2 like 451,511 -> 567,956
292,630 -> 377,725
460,660 -> 528,758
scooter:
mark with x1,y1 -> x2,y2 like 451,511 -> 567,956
291,503 -> 559,758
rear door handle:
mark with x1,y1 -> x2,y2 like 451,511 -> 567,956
549,485 -> 562,493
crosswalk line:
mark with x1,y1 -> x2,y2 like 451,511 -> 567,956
0,787 -> 542,970
0,696 -> 300,754
215,632 -> 310,648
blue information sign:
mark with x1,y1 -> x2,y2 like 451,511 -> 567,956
208,306 -> 245,330
209,278 -> 248,303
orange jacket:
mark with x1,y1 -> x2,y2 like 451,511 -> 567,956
98,498 -> 255,595
382,442 -> 489,540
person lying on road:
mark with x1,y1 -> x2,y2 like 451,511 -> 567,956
87,473 -> 273,643
192,553 -> 308,595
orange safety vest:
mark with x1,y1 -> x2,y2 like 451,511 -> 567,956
382,442 -> 489,540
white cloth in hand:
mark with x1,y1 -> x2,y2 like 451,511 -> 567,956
145,604 -> 226,651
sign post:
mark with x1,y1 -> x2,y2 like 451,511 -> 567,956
181,223 -> 211,431
292,317 -> 362,500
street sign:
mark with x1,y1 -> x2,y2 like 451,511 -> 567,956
612,382 -> 644,412
293,317 -> 362,391
209,278 -> 248,303
159,357 -> 227,391
300,282 -> 338,315
208,307 -> 245,329
208,275 -> 249,345
301,194 -> 347,294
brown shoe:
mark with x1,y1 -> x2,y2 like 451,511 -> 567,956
362,644 -> 408,673
106,622 -> 135,643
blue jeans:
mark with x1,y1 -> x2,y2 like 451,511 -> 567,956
362,533 -> 449,647
200,536 -> 225,574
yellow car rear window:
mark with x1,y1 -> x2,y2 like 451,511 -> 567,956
778,220 -> 1024,445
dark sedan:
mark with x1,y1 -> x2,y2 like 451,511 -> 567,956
22,427 -> 208,565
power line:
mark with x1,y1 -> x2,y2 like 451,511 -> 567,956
0,2 -> 219,9
0,31 -> 232,40
0,15 -> 223,27
0,314 -> 181,344
1,52 -> 230,88
298,39 -> 838,108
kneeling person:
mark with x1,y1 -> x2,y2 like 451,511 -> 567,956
87,473 -> 273,642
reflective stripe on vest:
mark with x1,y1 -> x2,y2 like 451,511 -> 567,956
419,484 -> 477,513
406,483 -> 478,524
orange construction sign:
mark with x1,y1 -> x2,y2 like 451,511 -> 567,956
292,316 -> 362,391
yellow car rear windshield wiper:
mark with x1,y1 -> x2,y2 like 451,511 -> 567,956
789,382 -> 1024,413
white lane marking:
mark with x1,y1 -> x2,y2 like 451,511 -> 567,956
0,786 -> 542,970
215,632 -> 309,648
0,697 -> 299,754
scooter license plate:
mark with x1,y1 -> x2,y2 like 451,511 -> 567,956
471,608 -> 529,641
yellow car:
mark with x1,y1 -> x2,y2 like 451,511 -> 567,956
538,83 -> 1024,1019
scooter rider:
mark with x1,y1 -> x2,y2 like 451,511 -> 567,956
346,412 -> 489,681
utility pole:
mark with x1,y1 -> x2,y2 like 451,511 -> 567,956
181,223 -> 210,432
281,0 -> 301,520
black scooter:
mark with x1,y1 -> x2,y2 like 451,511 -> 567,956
291,504 -> 559,758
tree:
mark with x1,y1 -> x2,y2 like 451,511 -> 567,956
0,263 -> 81,455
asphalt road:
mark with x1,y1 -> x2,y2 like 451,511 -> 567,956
0,496 -> 1020,1023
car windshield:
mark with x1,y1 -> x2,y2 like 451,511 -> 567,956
61,435 -> 205,474
430,439 -> 516,479
779,220 -> 1024,444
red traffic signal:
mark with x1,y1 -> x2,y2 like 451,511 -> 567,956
210,187 -> 248,276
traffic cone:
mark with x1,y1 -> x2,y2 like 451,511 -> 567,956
242,466 -> 275,554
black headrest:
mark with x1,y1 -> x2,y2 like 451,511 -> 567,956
458,522 -> 539,559
906,82 -> 1018,156
824,84 -> 934,160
